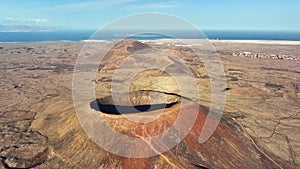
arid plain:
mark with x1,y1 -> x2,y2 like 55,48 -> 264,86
0,40 -> 299,168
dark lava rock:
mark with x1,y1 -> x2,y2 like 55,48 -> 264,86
0,110 -> 49,168
265,83 -> 284,89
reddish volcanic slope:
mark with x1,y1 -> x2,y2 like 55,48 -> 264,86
33,95 -> 281,168
95,95 -> 281,169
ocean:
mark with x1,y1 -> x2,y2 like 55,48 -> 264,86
1,30 -> 300,42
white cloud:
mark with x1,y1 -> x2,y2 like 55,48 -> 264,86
5,18 -> 47,24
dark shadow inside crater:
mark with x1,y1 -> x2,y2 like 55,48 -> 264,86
90,100 -> 179,115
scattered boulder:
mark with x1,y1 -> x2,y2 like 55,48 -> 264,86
13,84 -> 22,89
265,83 -> 284,90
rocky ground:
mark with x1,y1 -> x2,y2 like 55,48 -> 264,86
0,40 -> 299,168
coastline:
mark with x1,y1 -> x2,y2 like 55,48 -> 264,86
210,39 -> 300,45
1,39 -> 300,45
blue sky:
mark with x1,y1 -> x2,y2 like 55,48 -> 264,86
0,0 -> 299,31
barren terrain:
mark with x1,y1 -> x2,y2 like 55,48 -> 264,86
0,40 -> 299,168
